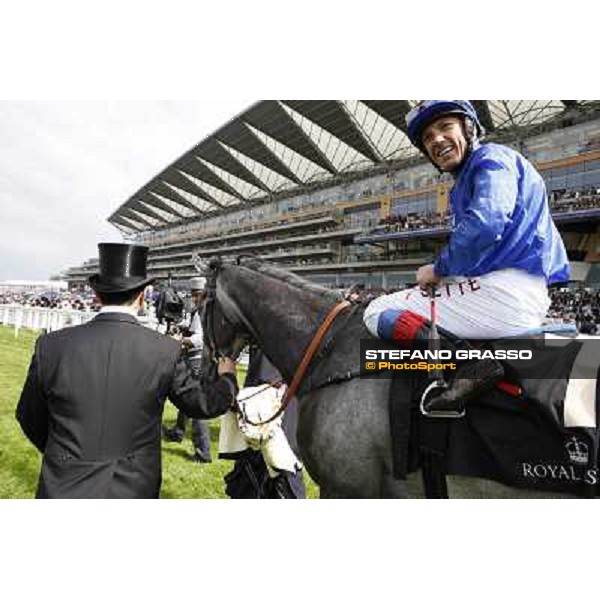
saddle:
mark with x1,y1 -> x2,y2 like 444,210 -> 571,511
390,323 -> 600,498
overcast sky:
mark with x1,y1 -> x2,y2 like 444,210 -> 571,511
0,100 -> 251,281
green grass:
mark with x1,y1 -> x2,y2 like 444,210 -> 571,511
0,326 -> 44,498
0,325 -> 318,499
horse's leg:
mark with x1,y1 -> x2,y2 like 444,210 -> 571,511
317,465 -> 412,498
320,478 -> 410,498
380,475 -> 411,498
406,472 -> 427,498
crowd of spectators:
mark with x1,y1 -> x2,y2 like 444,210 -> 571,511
548,187 -> 600,213
0,290 -> 99,311
374,211 -> 452,234
0,285 -> 199,334
547,287 -> 600,333
365,187 -> 600,237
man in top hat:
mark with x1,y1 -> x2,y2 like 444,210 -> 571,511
163,276 -> 213,463
16,243 -> 238,499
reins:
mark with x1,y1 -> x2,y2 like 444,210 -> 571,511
242,299 -> 352,426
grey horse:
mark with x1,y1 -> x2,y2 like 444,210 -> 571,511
198,256 -> 572,499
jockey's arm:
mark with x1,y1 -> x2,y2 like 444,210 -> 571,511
434,158 -> 518,278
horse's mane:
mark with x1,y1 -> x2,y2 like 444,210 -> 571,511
236,257 -> 343,302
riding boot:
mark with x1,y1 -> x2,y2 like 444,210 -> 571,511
379,307 -> 505,418
420,357 -> 504,418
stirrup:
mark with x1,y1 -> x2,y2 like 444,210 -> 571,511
420,379 -> 466,419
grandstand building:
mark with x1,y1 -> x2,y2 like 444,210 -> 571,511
0,280 -> 68,294
63,100 -> 600,291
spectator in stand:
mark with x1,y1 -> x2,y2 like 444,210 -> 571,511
547,287 -> 600,333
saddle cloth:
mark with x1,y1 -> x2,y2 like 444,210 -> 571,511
218,384 -> 302,477
396,335 -> 600,497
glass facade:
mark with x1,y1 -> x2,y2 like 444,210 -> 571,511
542,159 -> 600,192
391,193 -> 437,216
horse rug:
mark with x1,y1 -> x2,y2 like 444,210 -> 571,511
396,335 -> 600,497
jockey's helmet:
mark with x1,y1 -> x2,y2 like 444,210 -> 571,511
406,100 -> 484,156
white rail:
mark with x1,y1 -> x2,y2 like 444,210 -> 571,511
0,304 -> 94,333
0,304 -> 158,335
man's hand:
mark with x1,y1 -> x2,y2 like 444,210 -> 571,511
218,357 -> 236,376
416,263 -> 441,289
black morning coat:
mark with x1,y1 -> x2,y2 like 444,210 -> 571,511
16,312 -> 238,499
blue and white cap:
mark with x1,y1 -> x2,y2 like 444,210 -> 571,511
405,100 -> 483,150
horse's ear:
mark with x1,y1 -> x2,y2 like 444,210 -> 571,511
191,251 -> 211,275
236,253 -> 260,266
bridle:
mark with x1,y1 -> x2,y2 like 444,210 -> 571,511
200,257 -> 353,425
202,260 -> 249,364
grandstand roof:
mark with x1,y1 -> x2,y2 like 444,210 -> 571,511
109,100 -> 600,234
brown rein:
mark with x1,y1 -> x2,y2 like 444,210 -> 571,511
241,299 -> 352,426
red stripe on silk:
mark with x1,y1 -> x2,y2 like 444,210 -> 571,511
393,311 -> 428,341
496,380 -> 522,397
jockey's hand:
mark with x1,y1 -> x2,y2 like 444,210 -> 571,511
416,263 -> 441,289
218,357 -> 236,376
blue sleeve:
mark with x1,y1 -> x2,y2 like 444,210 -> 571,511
434,157 -> 518,277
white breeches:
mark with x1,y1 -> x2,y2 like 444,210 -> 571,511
364,269 -> 551,339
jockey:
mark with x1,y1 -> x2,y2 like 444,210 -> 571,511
364,100 -> 570,415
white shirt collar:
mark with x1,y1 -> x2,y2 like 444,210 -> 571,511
99,305 -> 139,319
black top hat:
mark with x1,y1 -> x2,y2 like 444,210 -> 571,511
88,243 -> 155,293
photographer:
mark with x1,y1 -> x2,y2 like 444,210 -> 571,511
163,277 -> 212,463
155,273 -> 185,334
